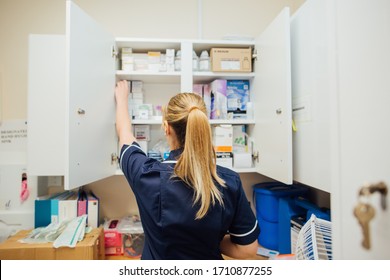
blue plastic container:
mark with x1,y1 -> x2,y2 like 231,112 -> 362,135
253,182 -> 308,250
257,216 -> 279,250
253,183 -> 308,223
278,197 -> 331,254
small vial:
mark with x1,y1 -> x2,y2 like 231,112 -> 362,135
199,50 -> 210,71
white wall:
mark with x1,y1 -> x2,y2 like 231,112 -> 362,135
0,0 -> 305,121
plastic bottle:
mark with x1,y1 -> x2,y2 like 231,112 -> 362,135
174,50 -> 181,71
192,50 -> 199,71
199,50 -> 210,71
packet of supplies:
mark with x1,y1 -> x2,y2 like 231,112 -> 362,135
19,220 -> 71,244
53,215 -> 88,248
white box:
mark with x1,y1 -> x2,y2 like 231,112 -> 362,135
213,125 -> 233,152
216,152 -> 233,169
233,152 -> 252,168
233,125 -> 247,152
133,125 -> 150,141
131,81 -> 143,93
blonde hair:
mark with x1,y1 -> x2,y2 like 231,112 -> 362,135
163,93 -> 226,219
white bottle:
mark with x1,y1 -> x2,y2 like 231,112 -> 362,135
192,50 -> 199,71
199,50 -> 210,71
175,50 -> 181,71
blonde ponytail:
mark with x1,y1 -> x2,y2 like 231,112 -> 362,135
164,93 -> 226,219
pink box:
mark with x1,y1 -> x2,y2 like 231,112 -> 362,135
104,219 -> 123,255
210,79 -> 227,119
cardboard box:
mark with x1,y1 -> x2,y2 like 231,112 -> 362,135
213,125 -> 233,152
0,227 -> 104,260
211,47 -> 252,72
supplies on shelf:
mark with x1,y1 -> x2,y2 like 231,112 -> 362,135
121,48 -> 177,72
193,79 -> 250,120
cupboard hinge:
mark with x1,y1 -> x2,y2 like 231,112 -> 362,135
252,49 -> 258,60
111,153 -> 118,164
111,45 -> 118,59
252,151 -> 259,163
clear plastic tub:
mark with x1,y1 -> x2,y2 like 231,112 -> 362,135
117,216 -> 144,258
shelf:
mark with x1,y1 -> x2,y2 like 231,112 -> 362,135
116,70 -> 181,84
191,39 -> 255,53
193,71 -> 255,83
115,167 -> 256,175
131,119 -> 255,125
115,37 -> 182,52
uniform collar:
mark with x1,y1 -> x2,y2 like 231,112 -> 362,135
165,148 -> 183,161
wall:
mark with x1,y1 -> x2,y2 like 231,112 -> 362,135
0,0 -> 307,220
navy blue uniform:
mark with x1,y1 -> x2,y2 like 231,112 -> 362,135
119,142 -> 260,260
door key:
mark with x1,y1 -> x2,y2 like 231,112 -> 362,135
353,202 -> 375,249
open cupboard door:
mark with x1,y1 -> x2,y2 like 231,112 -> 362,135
65,1 -> 117,189
250,7 -> 293,184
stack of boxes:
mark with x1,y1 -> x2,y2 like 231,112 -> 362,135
213,125 -> 233,169
127,80 -> 144,119
121,48 -> 176,73
193,79 -> 250,120
194,79 -> 252,169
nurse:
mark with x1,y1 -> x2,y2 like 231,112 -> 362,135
115,80 -> 260,260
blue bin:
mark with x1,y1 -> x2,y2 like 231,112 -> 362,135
253,182 -> 308,250
257,216 -> 278,250
253,183 -> 308,223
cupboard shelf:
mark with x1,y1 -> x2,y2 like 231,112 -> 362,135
131,119 -> 256,125
116,70 -> 181,84
114,167 -> 257,176
193,72 -> 255,84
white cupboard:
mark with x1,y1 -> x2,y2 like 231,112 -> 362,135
291,0 -> 390,259
28,1 -> 293,190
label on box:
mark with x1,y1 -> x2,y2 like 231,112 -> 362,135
227,80 -> 250,116
134,125 -> 150,141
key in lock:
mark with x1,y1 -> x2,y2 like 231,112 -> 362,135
353,202 -> 375,250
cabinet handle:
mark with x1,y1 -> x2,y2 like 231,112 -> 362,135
276,108 -> 282,114
77,108 -> 85,115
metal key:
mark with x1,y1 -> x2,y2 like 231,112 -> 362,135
353,202 -> 375,250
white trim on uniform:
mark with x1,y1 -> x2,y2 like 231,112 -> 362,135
162,160 -> 177,164
229,220 -> 258,237
120,144 -> 146,171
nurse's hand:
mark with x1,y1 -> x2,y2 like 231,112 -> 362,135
115,80 -> 135,147
115,80 -> 129,105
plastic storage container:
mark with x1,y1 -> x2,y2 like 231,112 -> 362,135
278,196 -> 331,254
117,215 -> 144,258
252,182 -> 308,250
